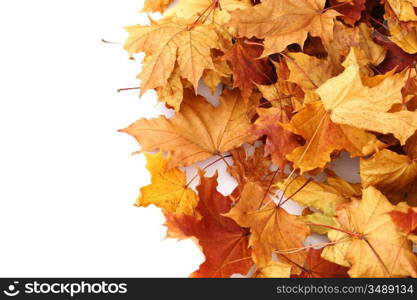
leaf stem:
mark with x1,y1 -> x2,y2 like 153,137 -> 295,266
185,154 -> 232,187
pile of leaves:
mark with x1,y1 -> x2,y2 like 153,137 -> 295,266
119,0 -> 417,277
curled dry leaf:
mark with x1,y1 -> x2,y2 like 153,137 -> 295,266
360,149 -> 417,192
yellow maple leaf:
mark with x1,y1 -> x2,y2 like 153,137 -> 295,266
124,21 -> 220,94
317,48 -> 417,145
228,0 -> 340,56
165,0 -> 252,25
276,176 -> 360,216
387,0 -> 417,22
360,149 -> 417,193
285,52 -> 338,91
156,67 -> 184,112
283,100 -> 382,173
141,0 -> 175,13
225,182 -> 310,268
120,89 -> 254,168
385,15 -> 417,54
136,152 -> 199,216
252,261 -> 292,278
321,187 -> 417,277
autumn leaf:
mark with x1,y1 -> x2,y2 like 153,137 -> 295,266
329,0 -> 365,25
225,38 -> 275,98
360,149 -> 417,193
321,187 -> 417,277
284,52 -> 339,91
135,152 -> 199,216
253,261 -> 292,278
250,107 -> 299,170
390,206 -> 417,234
317,48 -> 417,145
156,66 -> 184,112
120,89 -> 254,168
124,21 -> 220,94
374,35 -> 417,74
141,0 -> 175,13
386,17 -> 417,54
225,182 -> 310,268
228,146 -> 275,188
228,0 -> 340,56
386,0 -> 417,22
283,100 -> 382,173
276,176 -> 360,216
294,248 -> 349,278
390,205 -> 417,243
165,0 -> 252,26
165,172 -> 253,278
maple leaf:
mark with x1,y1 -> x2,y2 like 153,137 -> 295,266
120,89 -> 254,168
390,205 -> 417,243
284,52 -> 339,91
317,48 -> 417,145
277,176 -> 360,216
354,23 -> 387,67
294,248 -> 349,278
374,36 -> 417,74
135,152 -> 199,216
202,55 -> 232,94
124,21 -> 220,94
390,206 -> 417,234
141,0 -> 175,13
329,0 -> 366,25
225,38 -> 275,98
386,18 -> 417,55
228,146 -> 275,188
255,59 -> 305,108
325,21 -> 386,72
283,100 -> 382,173
156,66 -> 184,112
321,187 -> 417,277
165,0 -> 252,26
225,182 -> 310,268
228,0 -> 340,56
386,0 -> 417,22
252,261 -> 292,278
250,107 -> 299,170
164,172 -> 253,278
360,149 -> 417,193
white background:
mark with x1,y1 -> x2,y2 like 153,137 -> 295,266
0,0 -> 361,277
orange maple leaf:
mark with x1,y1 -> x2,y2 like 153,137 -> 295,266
294,248 -> 349,278
165,173 -> 253,278
250,107 -> 299,170
225,38 -> 275,98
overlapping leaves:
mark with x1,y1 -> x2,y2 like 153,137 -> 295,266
118,0 -> 417,278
